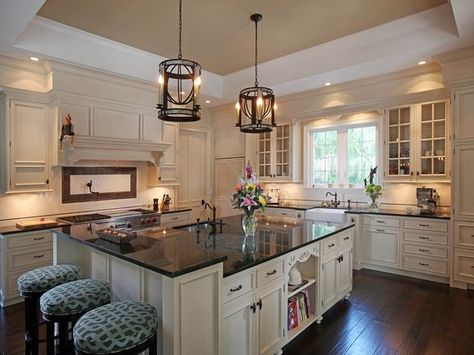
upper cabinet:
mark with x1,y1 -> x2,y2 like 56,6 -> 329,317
148,121 -> 179,186
215,127 -> 245,159
384,100 -> 450,182
453,87 -> 474,143
1,95 -> 51,193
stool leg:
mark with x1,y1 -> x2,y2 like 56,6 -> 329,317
45,320 -> 55,355
58,320 -> 69,354
149,333 -> 157,355
24,296 -> 40,355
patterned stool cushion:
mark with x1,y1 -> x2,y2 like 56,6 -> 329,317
74,301 -> 158,354
17,264 -> 80,294
40,279 -> 111,316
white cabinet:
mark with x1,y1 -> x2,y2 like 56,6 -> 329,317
363,226 -> 400,267
453,143 -> 474,219
0,230 -> 53,307
453,87 -> 474,143
261,207 -> 304,220
215,127 -> 245,159
1,97 -> 51,193
384,100 -> 450,182
214,158 -> 245,218
160,211 -> 192,227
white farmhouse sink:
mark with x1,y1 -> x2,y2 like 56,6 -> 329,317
305,208 -> 347,223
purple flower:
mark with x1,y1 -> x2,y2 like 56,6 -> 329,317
240,194 -> 257,209
245,165 -> 253,179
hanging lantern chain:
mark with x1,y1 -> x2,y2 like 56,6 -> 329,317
254,17 -> 259,87
178,0 -> 183,59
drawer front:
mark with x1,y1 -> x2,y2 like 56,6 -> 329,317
364,216 -> 400,228
402,255 -> 448,276
223,272 -> 254,303
160,212 -> 191,226
402,243 -> 448,259
403,218 -> 448,233
402,231 -> 448,246
267,208 -> 301,218
455,222 -> 474,249
7,231 -> 52,249
256,260 -> 283,287
338,230 -> 353,249
322,235 -> 339,256
7,246 -> 53,272
6,272 -> 22,299
454,252 -> 474,281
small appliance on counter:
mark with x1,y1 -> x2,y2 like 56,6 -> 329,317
161,194 -> 171,212
267,189 -> 280,205
416,187 -> 439,215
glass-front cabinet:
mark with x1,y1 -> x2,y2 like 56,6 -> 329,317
384,100 -> 450,182
257,124 -> 292,181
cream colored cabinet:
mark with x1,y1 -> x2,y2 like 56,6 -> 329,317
148,121 -> 179,186
0,230 -> 53,307
453,87 -> 474,143
257,124 -> 291,181
363,226 -> 400,268
384,100 -> 450,182
215,158 -> 245,218
160,211 -> 192,227
453,144 -> 474,219
260,207 -> 304,220
1,97 -> 51,193
215,127 -> 245,159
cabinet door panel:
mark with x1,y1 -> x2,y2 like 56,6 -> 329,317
454,88 -> 474,142
364,228 -> 399,267
222,294 -> 254,355
162,122 -> 178,166
143,114 -> 163,142
227,130 -> 245,158
257,280 -> 285,355
454,144 -> 474,218
321,257 -> 338,310
93,108 -> 140,140
339,250 -> 352,297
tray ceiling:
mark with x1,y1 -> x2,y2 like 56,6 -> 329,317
37,0 -> 446,75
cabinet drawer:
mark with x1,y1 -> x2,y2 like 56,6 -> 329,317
402,243 -> 448,259
401,255 -> 448,276
402,231 -> 447,246
267,208 -> 302,219
454,251 -> 474,281
7,231 -> 52,249
364,216 -> 400,228
256,260 -> 283,287
338,230 -> 353,248
455,222 -> 474,249
322,235 -> 339,256
403,218 -> 448,233
223,272 -> 254,303
160,212 -> 191,226
7,246 -> 53,272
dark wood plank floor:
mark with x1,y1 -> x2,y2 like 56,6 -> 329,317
1,270 -> 473,354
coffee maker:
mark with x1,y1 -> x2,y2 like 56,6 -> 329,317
416,187 -> 438,215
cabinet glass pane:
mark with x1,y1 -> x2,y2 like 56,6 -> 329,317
276,165 -> 282,176
265,140 -> 270,150
434,121 -> 445,138
389,143 -> 398,158
421,122 -> 432,139
389,160 -> 399,175
400,107 -> 410,124
259,140 -> 265,151
265,166 -> 271,176
421,158 -> 432,174
421,141 -> 432,157
284,125 -> 289,137
277,139 -> 282,150
277,126 -> 282,137
434,102 -> 445,120
400,142 -> 410,158
389,127 -> 399,142
399,160 -> 410,175
433,158 -> 445,174
389,110 -> 398,125
421,104 -> 432,121
434,139 -> 445,156
400,125 -> 410,141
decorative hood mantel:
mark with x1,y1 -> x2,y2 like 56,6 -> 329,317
56,136 -> 171,166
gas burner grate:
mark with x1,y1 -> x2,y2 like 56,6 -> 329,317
58,213 -> 111,224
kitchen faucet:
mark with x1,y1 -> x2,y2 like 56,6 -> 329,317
325,192 -> 340,208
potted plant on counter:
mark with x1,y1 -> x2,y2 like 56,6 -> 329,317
232,163 -> 271,253
364,166 -> 382,210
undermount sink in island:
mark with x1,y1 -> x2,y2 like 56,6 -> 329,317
53,215 -> 354,355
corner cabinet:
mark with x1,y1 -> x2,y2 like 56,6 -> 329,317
383,100 -> 450,182
1,94 -> 52,193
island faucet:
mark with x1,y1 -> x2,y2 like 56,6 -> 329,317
201,199 -> 217,226
325,192 -> 341,208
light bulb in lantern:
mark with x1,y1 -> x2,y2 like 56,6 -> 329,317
158,75 -> 164,85
194,76 -> 201,87
235,102 -> 241,111
158,74 -> 165,105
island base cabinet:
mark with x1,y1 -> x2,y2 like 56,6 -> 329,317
223,293 -> 255,355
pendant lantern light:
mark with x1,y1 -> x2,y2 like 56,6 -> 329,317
236,14 -> 276,133
157,0 -> 201,122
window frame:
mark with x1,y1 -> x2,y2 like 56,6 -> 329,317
304,115 -> 381,188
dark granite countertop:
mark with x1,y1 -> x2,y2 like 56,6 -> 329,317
266,203 -> 320,211
0,222 -> 71,235
53,215 -> 354,278
345,208 -> 450,220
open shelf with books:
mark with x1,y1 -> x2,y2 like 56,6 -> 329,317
288,278 -> 316,298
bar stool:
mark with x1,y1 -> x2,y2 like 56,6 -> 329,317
17,264 -> 81,355
73,301 -> 159,354
40,279 -> 111,354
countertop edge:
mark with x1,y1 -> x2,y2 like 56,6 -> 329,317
344,210 -> 451,220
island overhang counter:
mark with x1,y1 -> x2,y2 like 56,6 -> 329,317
53,215 -> 354,355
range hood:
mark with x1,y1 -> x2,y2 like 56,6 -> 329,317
56,136 -> 171,166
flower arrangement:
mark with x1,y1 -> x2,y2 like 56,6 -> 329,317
364,166 -> 382,209
232,163 -> 271,216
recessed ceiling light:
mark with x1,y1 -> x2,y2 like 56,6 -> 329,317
418,60 -> 427,65
324,82 -> 332,86
30,56 -> 39,62
205,100 -> 211,104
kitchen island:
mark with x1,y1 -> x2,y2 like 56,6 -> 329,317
53,215 -> 354,355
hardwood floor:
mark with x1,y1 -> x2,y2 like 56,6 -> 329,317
1,270 -> 473,354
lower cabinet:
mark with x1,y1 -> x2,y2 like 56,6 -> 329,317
363,227 -> 400,267
222,275 -> 285,355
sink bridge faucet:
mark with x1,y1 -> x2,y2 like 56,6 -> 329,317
202,199 -> 217,226
325,192 -> 341,208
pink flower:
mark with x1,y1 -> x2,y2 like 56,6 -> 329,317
245,165 -> 253,179
240,194 -> 257,209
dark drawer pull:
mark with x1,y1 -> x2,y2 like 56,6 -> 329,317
230,285 -> 242,292
419,236 -> 430,240
266,269 -> 277,276
328,243 -> 335,248
33,237 -> 45,241
343,236 -> 350,241
172,217 -> 178,220
375,229 -> 385,233
376,220 -> 386,224
470,234 -> 474,238
419,224 -> 430,227
418,262 -> 429,267
34,254 -> 45,259
281,212 -> 288,216
418,248 -> 430,253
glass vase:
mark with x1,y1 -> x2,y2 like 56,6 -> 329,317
242,213 -> 258,237
369,197 -> 379,210
241,213 -> 257,259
